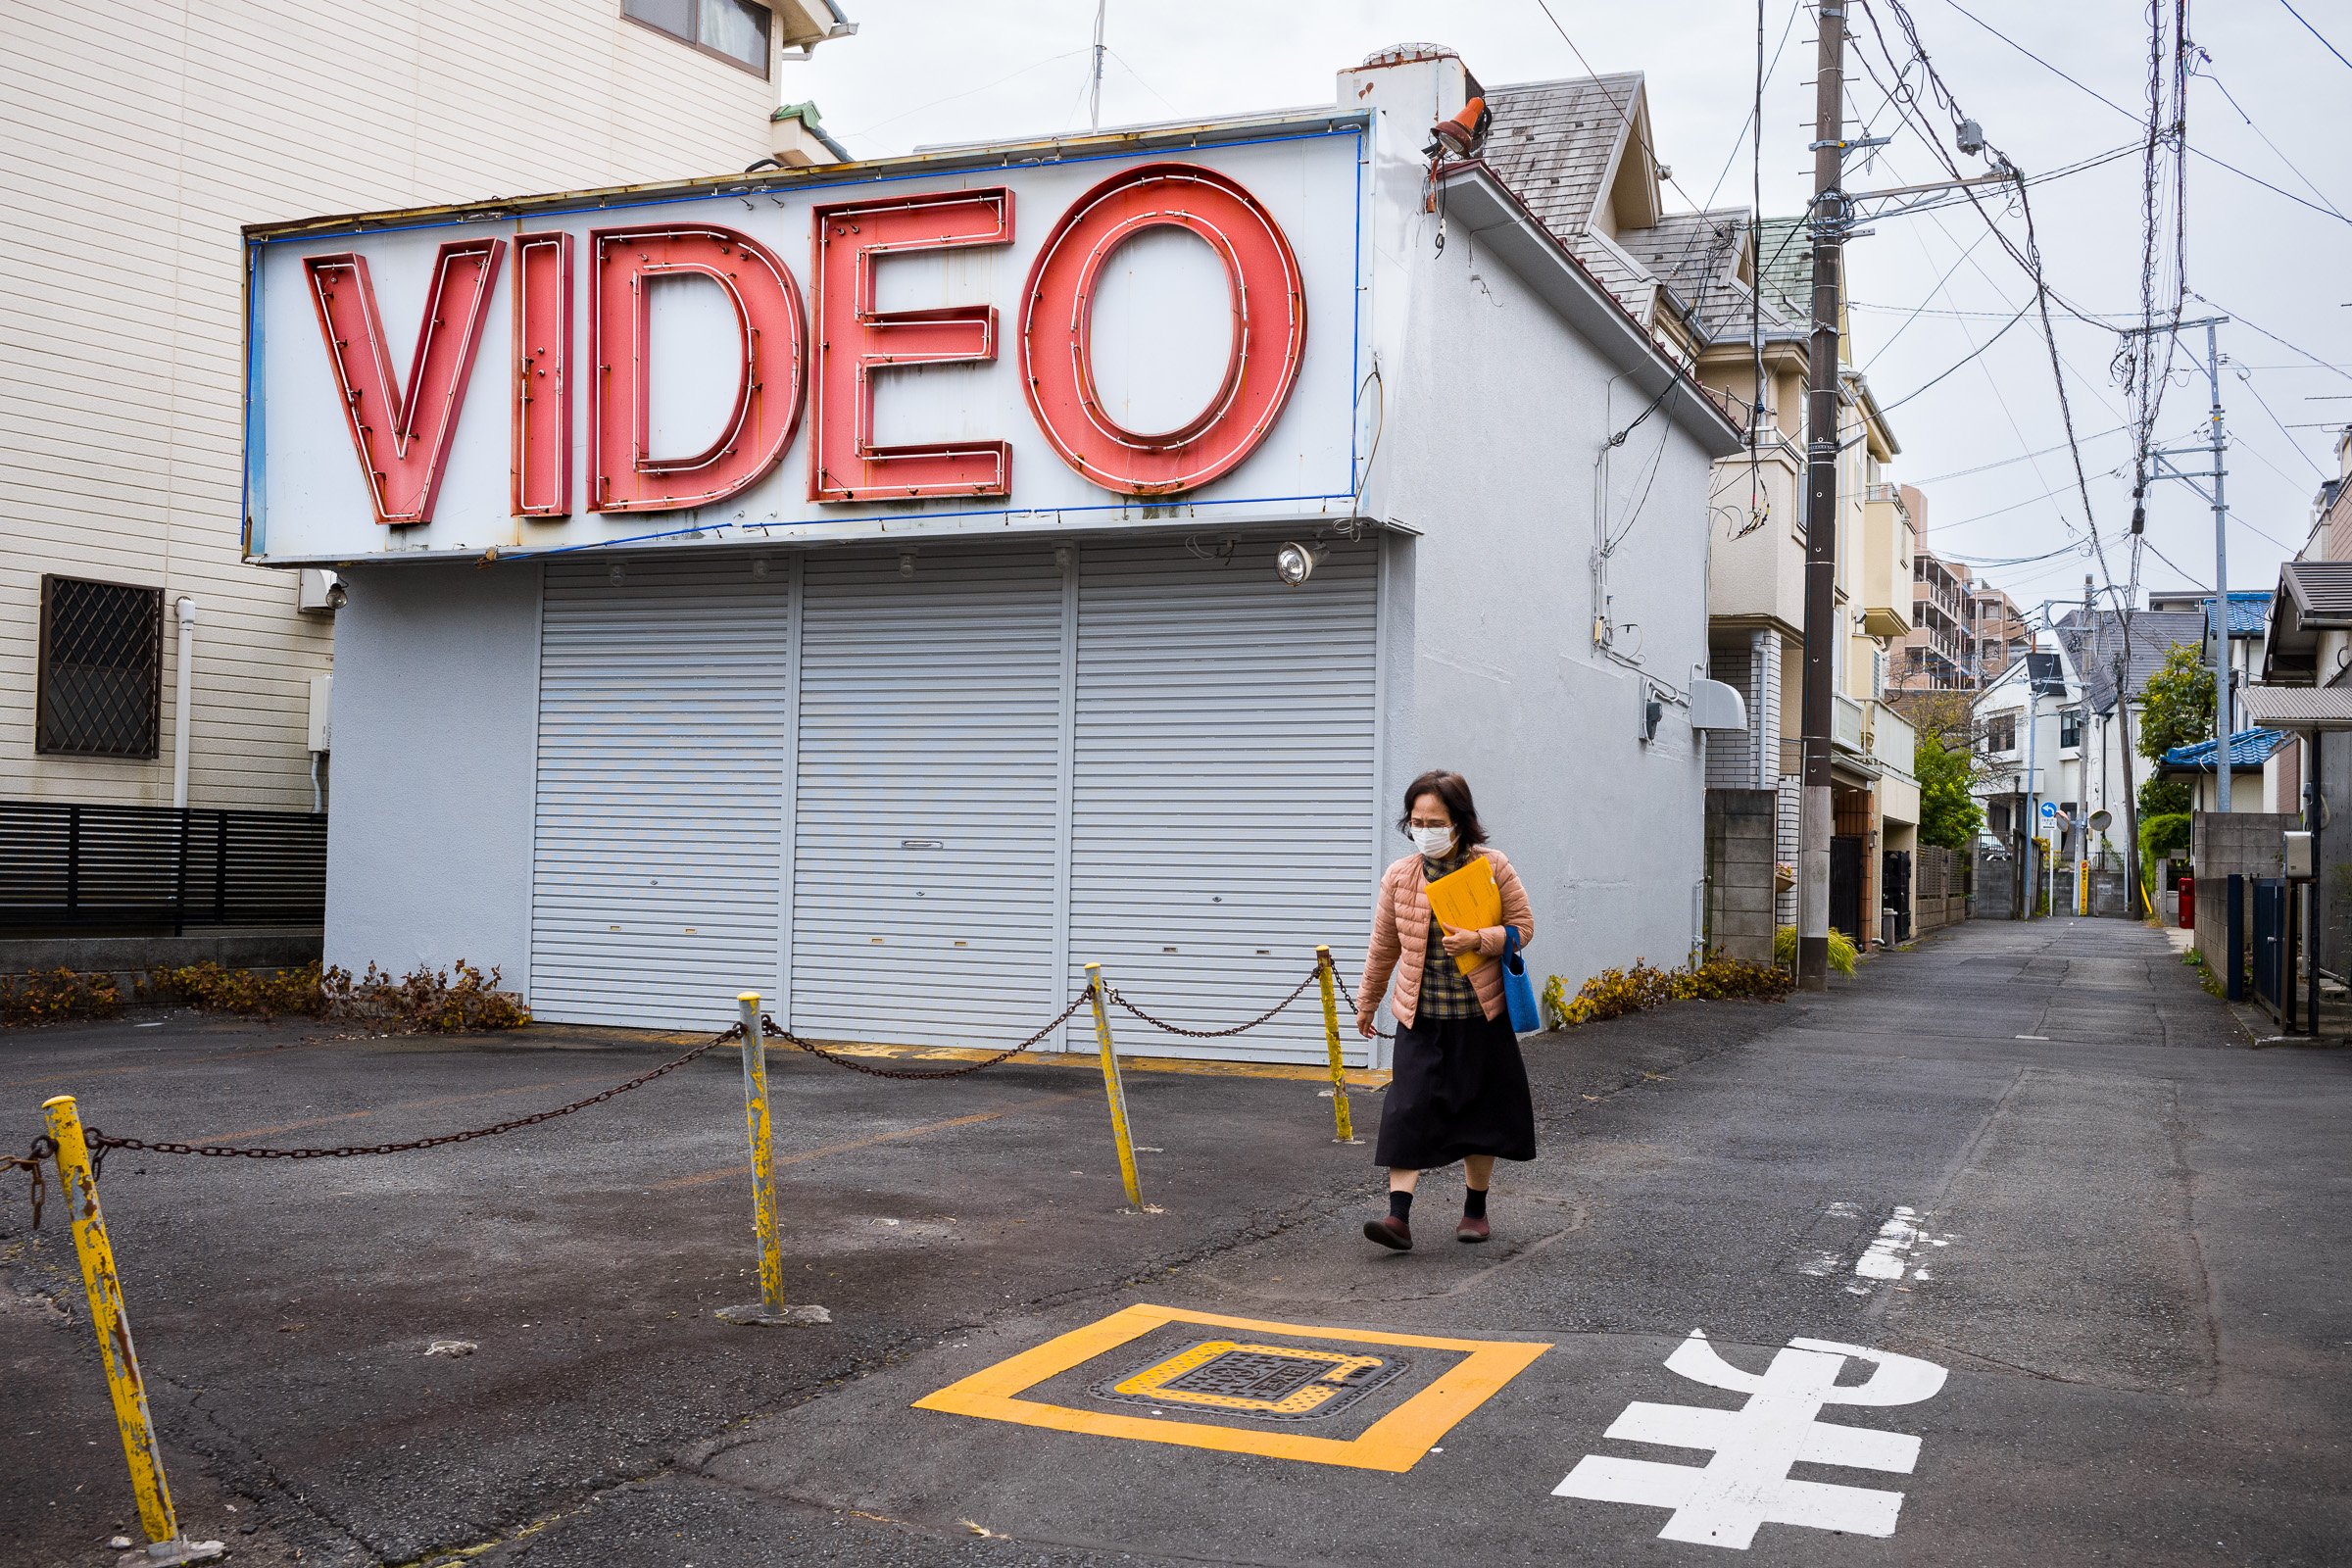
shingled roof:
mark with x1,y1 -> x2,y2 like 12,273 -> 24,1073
1485,74 -> 1804,355
2053,607 -> 2207,715
1616,210 -> 1806,341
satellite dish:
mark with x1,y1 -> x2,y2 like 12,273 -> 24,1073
2088,808 -> 2113,832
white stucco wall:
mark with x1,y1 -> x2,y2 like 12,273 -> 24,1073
324,563 -> 541,987
1374,230 -> 1719,991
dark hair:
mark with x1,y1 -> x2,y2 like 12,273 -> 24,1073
1397,769 -> 1489,849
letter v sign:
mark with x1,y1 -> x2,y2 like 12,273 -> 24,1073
304,238 -> 506,526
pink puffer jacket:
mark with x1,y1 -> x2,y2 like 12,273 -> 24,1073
1355,847 -> 1535,1029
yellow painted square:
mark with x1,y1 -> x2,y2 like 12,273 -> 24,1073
912,1303 -> 1551,1472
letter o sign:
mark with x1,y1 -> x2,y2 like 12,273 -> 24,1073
1019,165 -> 1306,496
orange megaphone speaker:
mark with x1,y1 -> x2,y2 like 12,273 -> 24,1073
1429,95 -> 1491,157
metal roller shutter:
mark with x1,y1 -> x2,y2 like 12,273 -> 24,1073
789,544 -> 1067,1048
1069,535 -> 1381,1064
531,556 -> 791,1029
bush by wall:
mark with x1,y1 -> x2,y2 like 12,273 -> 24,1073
1774,925 -> 1858,975
1540,955 -> 1791,1030
0,968 -> 123,1027
1,960 -> 530,1032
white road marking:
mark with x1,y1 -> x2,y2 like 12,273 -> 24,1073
1856,1207 -> 1923,1280
1807,1204 -> 1954,1287
1553,1330 -> 1948,1549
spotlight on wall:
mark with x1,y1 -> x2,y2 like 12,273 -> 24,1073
608,564 -> 625,585
899,552 -> 916,578
1275,541 -> 1324,586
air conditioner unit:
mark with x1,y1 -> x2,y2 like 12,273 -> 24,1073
298,568 -> 345,614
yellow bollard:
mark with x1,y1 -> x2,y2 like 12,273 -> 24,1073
1084,962 -> 1145,1207
1315,946 -> 1357,1144
41,1095 -> 222,1566
716,994 -> 825,1326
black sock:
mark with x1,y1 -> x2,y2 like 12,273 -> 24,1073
1464,1186 -> 1489,1219
1388,1189 -> 1414,1223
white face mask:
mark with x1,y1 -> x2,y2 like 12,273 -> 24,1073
1409,824 -> 1455,858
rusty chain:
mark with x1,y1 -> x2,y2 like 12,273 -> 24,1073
8,962 -> 1371,1198
758,992 -> 1091,1080
4,1136 -> 57,1229
75,1026 -> 739,1163
1103,968 -> 1323,1039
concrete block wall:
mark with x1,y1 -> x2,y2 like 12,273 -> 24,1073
1776,775 -> 1800,927
1706,788 -> 1779,962
2190,810 -> 2294,963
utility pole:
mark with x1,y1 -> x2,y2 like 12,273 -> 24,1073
1795,2 -> 1848,988
2118,315 -> 2232,809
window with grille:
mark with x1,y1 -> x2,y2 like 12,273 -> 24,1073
622,0 -> 771,74
37,575 -> 163,759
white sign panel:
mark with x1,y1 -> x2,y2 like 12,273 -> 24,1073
244,124 -> 1367,564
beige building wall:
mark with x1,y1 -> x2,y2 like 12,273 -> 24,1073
2,1 -> 802,811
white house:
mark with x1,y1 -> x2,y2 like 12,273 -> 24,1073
240,47 -> 1747,1062
3,0 -> 854,826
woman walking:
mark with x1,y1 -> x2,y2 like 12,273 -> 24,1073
1355,769 -> 1536,1250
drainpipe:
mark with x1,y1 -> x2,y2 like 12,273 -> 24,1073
172,596 -> 196,808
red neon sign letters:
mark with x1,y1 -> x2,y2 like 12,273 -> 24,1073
300,167 -> 1310,525
304,239 -> 505,527
809,189 -> 1015,502
511,232 -> 572,517
588,224 -> 807,514
1020,165 -> 1306,497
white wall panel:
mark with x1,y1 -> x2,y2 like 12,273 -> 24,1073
1069,536 -> 1381,1064
531,557 -> 791,1029
789,546 -> 1067,1048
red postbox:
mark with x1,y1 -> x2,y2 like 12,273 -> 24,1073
2179,873 -> 2195,930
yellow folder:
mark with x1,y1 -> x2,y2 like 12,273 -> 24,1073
1424,856 -> 1502,975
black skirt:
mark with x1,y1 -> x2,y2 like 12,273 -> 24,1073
1373,1011 -> 1539,1169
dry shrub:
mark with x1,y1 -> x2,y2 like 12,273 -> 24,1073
142,959 -> 529,1033
143,960 -> 330,1019
0,967 -> 122,1027
320,961 -> 531,1033
1541,955 -> 1791,1030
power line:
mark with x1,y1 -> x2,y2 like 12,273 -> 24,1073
2187,289 -> 2352,385
2193,58 -> 2347,221
2278,0 -> 2352,75
1934,0 -> 2352,228
1876,299 -> 2034,414
1861,225 -> 1999,368
2235,367 -> 2329,477
1913,425 -> 2133,484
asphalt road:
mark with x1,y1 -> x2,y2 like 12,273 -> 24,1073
4,917 -> 2346,1567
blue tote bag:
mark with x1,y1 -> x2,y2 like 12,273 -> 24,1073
1501,927 -> 1542,1033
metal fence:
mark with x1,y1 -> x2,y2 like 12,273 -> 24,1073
0,800 -> 327,934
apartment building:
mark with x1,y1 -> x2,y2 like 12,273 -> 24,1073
2,0 -> 853,823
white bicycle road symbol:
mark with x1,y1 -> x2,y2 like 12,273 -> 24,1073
1553,1329 -> 1949,1549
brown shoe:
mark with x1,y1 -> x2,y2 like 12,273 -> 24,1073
1456,1214 -> 1492,1244
1363,1214 -> 1412,1250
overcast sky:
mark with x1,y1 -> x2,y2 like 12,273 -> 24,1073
800,0 -> 2352,617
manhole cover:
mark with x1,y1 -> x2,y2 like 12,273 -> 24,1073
1095,1339 -> 1410,1421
